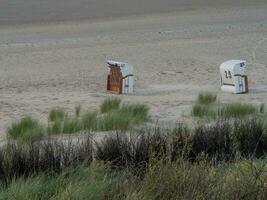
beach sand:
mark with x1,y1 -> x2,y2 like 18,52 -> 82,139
0,1 -> 267,137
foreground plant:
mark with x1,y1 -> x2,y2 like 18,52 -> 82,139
7,116 -> 46,144
100,97 -> 121,113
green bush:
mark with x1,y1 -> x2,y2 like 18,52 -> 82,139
100,98 -> 121,113
7,116 -> 46,144
197,92 -> 217,105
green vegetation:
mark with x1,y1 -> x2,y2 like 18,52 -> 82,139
192,92 -> 217,118
8,98 -> 149,140
7,116 -> 46,144
197,91 -> 217,105
81,111 -> 98,131
192,92 -> 261,119
48,107 -> 67,122
192,104 -> 216,118
260,103 -> 265,114
100,97 -> 121,113
47,99 -> 149,134
0,159 -> 266,200
219,102 -> 258,119
2,113 -> 267,199
4,93 -> 267,199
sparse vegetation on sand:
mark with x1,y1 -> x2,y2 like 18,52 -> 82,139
219,102 -> 258,119
3,94 -> 267,199
192,92 -> 261,119
47,100 -> 149,134
100,97 -> 121,113
8,98 -> 150,141
197,91 -> 217,105
7,116 -> 46,144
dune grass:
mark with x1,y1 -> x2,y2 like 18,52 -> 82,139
260,103 -> 265,114
192,104 -> 217,118
197,92 -> 217,105
45,99 -> 149,134
219,103 -> 258,119
119,104 -> 150,124
3,94 -> 267,199
192,92 -> 261,119
0,164 -> 125,200
0,159 -> 266,200
7,116 -> 46,144
100,98 -> 121,113
48,107 -> 67,122
192,92 -> 217,118
98,104 -> 150,131
81,111 -> 98,131
2,118 -> 267,199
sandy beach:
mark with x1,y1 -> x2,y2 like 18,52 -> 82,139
0,0 -> 267,137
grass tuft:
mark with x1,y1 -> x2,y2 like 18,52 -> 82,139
81,111 -> 97,131
7,116 -> 46,144
197,92 -> 217,105
192,104 -> 216,118
48,108 -> 67,122
260,103 -> 265,113
97,104 -> 149,131
100,98 -> 121,113
219,103 -> 258,119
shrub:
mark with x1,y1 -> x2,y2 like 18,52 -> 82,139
170,124 -> 192,161
232,118 -> 267,157
0,135 -> 93,183
192,121 -> 232,162
100,98 -> 121,113
95,134 -> 133,168
95,129 -> 168,171
7,116 -> 46,144
197,92 -> 217,105
133,129 -> 168,170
